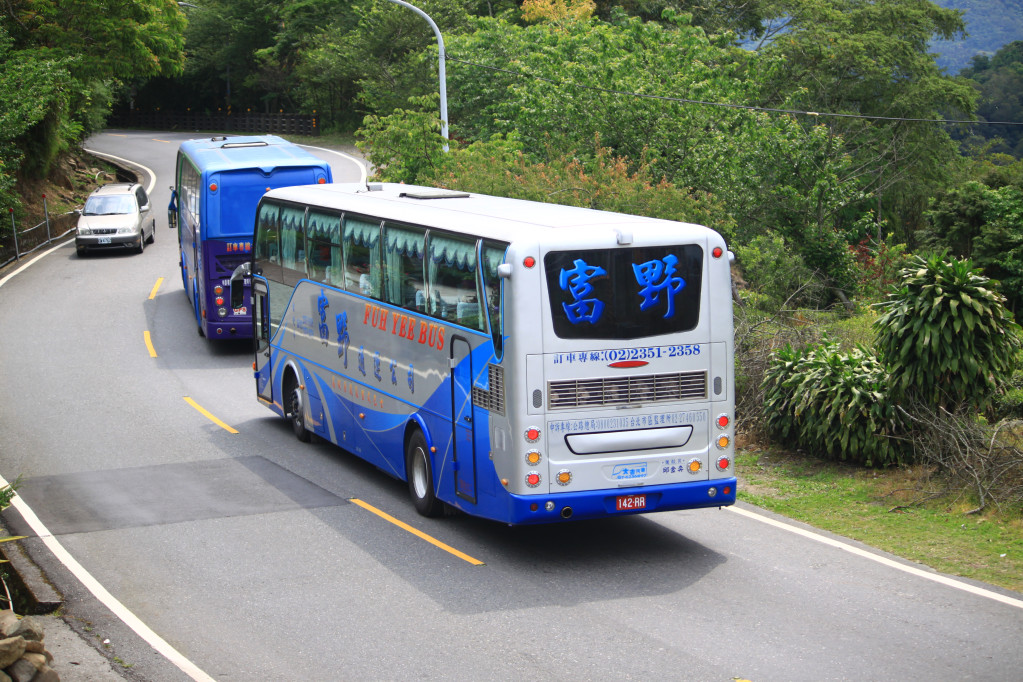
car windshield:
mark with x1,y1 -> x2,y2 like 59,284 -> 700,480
83,195 -> 135,216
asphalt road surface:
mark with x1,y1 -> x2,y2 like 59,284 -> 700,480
0,130 -> 1021,681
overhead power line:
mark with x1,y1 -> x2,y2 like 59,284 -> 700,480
447,56 -> 1023,127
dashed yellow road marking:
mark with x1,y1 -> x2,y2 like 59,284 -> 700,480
350,498 -> 485,566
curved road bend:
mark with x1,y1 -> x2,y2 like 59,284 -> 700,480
0,130 -> 1020,681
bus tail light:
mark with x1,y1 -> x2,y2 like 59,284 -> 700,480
687,458 -> 702,474
716,413 -> 730,429
716,435 -> 730,450
525,427 -> 541,442
525,450 -> 542,466
716,455 -> 731,471
556,470 -> 572,486
712,246 -> 723,258
525,472 -> 541,488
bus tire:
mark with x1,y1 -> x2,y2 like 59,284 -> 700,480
407,430 -> 443,517
287,383 -> 312,443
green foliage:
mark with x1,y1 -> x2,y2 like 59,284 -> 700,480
757,0 -> 978,243
356,94 -> 447,184
958,40 -> 1023,158
733,234 -> 819,310
762,341 -> 907,467
874,254 -> 1022,412
420,134 -> 735,237
921,176 -> 1023,311
0,24 -> 74,209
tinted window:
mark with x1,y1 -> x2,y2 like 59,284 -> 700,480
254,202 -> 281,283
481,241 -> 507,355
307,210 -> 342,286
383,223 -> 426,312
428,234 -> 482,331
544,245 -> 703,339
280,205 -> 306,286
343,216 -> 381,298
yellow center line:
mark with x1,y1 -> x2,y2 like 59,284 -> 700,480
349,498 -> 485,566
149,277 -> 164,300
152,139 -> 173,144
144,331 -> 157,358
183,397 -> 239,434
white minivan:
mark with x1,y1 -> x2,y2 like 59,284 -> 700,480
75,183 -> 155,256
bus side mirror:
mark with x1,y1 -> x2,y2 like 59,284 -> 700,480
230,262 -> 251,310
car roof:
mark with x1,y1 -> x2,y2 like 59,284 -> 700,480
90,183 -> 139,196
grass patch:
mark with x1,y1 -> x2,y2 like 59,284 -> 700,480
736,447 -> 1023,593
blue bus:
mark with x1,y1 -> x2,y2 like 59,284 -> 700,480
232,183 -> 736,525
169,135 -> 333,339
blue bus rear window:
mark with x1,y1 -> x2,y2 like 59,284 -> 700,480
211,167 -> 322,239
544,246 -> 703,339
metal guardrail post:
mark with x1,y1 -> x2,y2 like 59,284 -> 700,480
43,195 -> 51,242
9,208 -> 19,262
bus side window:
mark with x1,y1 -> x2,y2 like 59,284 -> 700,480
307,211 -> 342,285
342,217 -> 381,299
481,242 -> 508,356
383,223 -> 426,312
255,202 -> 282,283
280,205 -> 307,286
428,234 -> 482,331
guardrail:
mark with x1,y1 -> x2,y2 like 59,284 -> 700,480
108,111 -> 321,136
1,199 -> 78,269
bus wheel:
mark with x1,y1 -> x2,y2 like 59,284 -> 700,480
407,430 -> 443,517
287,385 -> 312,443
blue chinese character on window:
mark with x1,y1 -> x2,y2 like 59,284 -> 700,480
317,290 -> 330,344
559,259 -> 606,324
633,254 -> 686,318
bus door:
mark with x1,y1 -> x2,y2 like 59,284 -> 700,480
253,279 -> 273,402
451,337 -> 477,503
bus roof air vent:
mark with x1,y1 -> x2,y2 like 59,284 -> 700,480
398,190 -> 470,200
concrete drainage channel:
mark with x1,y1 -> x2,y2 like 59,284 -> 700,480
0,535 -> 129,681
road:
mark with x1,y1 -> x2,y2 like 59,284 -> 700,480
0,130 -> 1021,681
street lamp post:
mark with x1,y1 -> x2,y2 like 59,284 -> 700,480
384,0 -> 449,151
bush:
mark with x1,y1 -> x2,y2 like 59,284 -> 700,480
733,235 -> 823,311
762,341 -> 907,467
874,254 -> 1021,413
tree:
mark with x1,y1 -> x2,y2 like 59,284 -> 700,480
959,41 -> 1023,158
1,0 -> 185,178
755,0 -> 978,243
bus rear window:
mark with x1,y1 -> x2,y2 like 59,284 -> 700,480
544,245 -> 703,340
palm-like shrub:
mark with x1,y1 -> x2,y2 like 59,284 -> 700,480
874,254 -> 1021,412
762,342 -> 906,466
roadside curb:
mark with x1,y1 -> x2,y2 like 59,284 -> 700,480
0,534 -> 62,616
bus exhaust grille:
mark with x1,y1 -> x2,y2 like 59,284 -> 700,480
472,364 -> 505,416
547,371 -> 707,409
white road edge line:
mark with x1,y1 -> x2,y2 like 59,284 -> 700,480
82,149 -> 157,195
1,475 -> 216,681
726,504 -> 1023,610
297,144 -> 368,185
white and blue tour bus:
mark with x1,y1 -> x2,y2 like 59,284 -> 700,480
232,182 -> 736,524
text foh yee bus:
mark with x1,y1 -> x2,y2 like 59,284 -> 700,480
169,135 -> 332,340
231,183 -> 735,524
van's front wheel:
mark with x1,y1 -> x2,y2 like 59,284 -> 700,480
407,430 -> 443,517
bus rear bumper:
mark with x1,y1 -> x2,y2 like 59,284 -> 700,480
503,478 -> 737,525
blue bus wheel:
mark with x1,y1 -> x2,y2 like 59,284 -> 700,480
407,430 -> 443,517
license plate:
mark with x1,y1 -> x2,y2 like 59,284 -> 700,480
98,237 -> 111,244
616,494 -> 647,511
